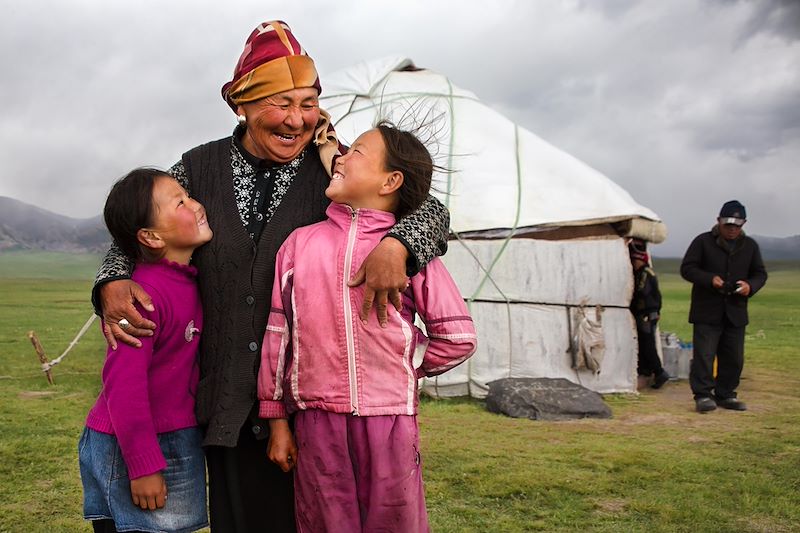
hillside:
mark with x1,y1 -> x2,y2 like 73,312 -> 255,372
655,233 -> 800,261
750,234 -> 800,260
0,197 -> 109,253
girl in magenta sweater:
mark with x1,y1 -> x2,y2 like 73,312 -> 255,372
79,168 -> 212,533
258,123 -> 477,532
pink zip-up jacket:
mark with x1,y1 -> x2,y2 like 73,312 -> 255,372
258,203 -> 477,418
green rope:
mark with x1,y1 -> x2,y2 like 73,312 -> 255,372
468,124 -> 523,301
445,78 -> 456,208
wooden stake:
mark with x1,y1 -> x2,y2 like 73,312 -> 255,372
28,331 -> 54,385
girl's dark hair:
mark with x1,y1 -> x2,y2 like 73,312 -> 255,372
103,167 -> 167,262
374,121 -> 434,219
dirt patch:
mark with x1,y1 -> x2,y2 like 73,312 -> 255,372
18,390 -> 57,399
593,498 -> 628,514
610,366 -> 799,429
737,516 -> 796,533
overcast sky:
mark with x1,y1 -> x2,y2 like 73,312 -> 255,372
1,0 -> 797,255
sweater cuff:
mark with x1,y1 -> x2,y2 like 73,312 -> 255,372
383,232 -> 419,276
124,446 -> 168,480
91,275 -> 131,316
259,400 -> 288,419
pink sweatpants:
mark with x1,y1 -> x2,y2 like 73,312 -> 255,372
293,410 -> 430,533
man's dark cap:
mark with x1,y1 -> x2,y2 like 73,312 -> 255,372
719,200 -> 746,226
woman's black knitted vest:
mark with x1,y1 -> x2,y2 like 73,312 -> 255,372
183,137 -> 329,447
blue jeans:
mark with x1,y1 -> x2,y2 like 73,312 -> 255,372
79,427 -> 208,533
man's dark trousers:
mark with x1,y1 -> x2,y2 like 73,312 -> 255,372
690,318 -> 745,400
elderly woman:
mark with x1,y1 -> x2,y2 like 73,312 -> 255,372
92,21 -> 449,533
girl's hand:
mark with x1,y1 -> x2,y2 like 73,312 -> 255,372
267,419 -> 298,472
130,472 -> 167,510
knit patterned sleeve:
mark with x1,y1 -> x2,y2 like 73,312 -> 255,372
386,194 -> 450,276
167,160 -> 190,191
94,241 -> 134,285
91,241 -> 135,314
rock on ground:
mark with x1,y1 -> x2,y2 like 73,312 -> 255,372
485,377 -> 612,420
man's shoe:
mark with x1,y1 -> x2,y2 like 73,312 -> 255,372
651,370 -> 670,389
715,397 -> 747,411
695,397 -> 717,413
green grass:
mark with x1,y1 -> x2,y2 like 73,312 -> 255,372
1,253 -> 798,532
0,251 -> 102,280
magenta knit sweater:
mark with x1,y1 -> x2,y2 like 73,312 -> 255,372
85,259 -> 202,479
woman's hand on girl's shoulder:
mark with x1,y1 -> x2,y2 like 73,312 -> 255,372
100,279 -> 157,349
349,237 -> 409,327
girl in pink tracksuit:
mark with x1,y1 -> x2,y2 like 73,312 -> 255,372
257,122 -> 477,532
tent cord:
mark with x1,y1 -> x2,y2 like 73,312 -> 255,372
468,298 -> 628,309
445,78 -> 456,208
461,124 -> 523,387
451,230 -> 515,386
467,124 -> 523,301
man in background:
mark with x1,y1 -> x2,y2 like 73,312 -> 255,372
681,200 -> 767,413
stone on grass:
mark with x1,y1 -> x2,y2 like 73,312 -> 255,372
485,377 -> 612,420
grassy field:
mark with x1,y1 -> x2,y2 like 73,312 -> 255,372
0,252 -> 798,532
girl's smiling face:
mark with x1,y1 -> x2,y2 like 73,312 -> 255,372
326,129 -> 394,210
147,176 -> 212,263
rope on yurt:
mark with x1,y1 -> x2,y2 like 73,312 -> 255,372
450,229 -> 515,395
457,124 -> 524,392
467,124 -> 522,300
444,78 -> 457,205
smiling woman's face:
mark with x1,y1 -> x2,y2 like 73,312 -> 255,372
238,87 -> 320,163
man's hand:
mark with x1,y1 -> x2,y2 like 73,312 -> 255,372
100,280 -> 156,349
712,276 -> 724,290
736,280 -> 751,296
267,419 -> 298,472
348,237 -> 409,327
130,472 -> 167,510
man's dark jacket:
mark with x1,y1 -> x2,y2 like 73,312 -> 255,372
680,225 -> 767,327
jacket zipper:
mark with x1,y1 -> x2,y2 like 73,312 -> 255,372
343,208 -> 360,415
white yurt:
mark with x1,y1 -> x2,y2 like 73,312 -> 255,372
320,57 -> 667,396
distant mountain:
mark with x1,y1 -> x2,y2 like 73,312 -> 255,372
0,196 -> 110,253
750,234 -> 800,261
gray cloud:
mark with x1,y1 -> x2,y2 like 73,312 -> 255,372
734,0 -> 800,42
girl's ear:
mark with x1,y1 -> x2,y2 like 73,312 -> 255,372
379,171 -> 404,196
137,228 -> 166,251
